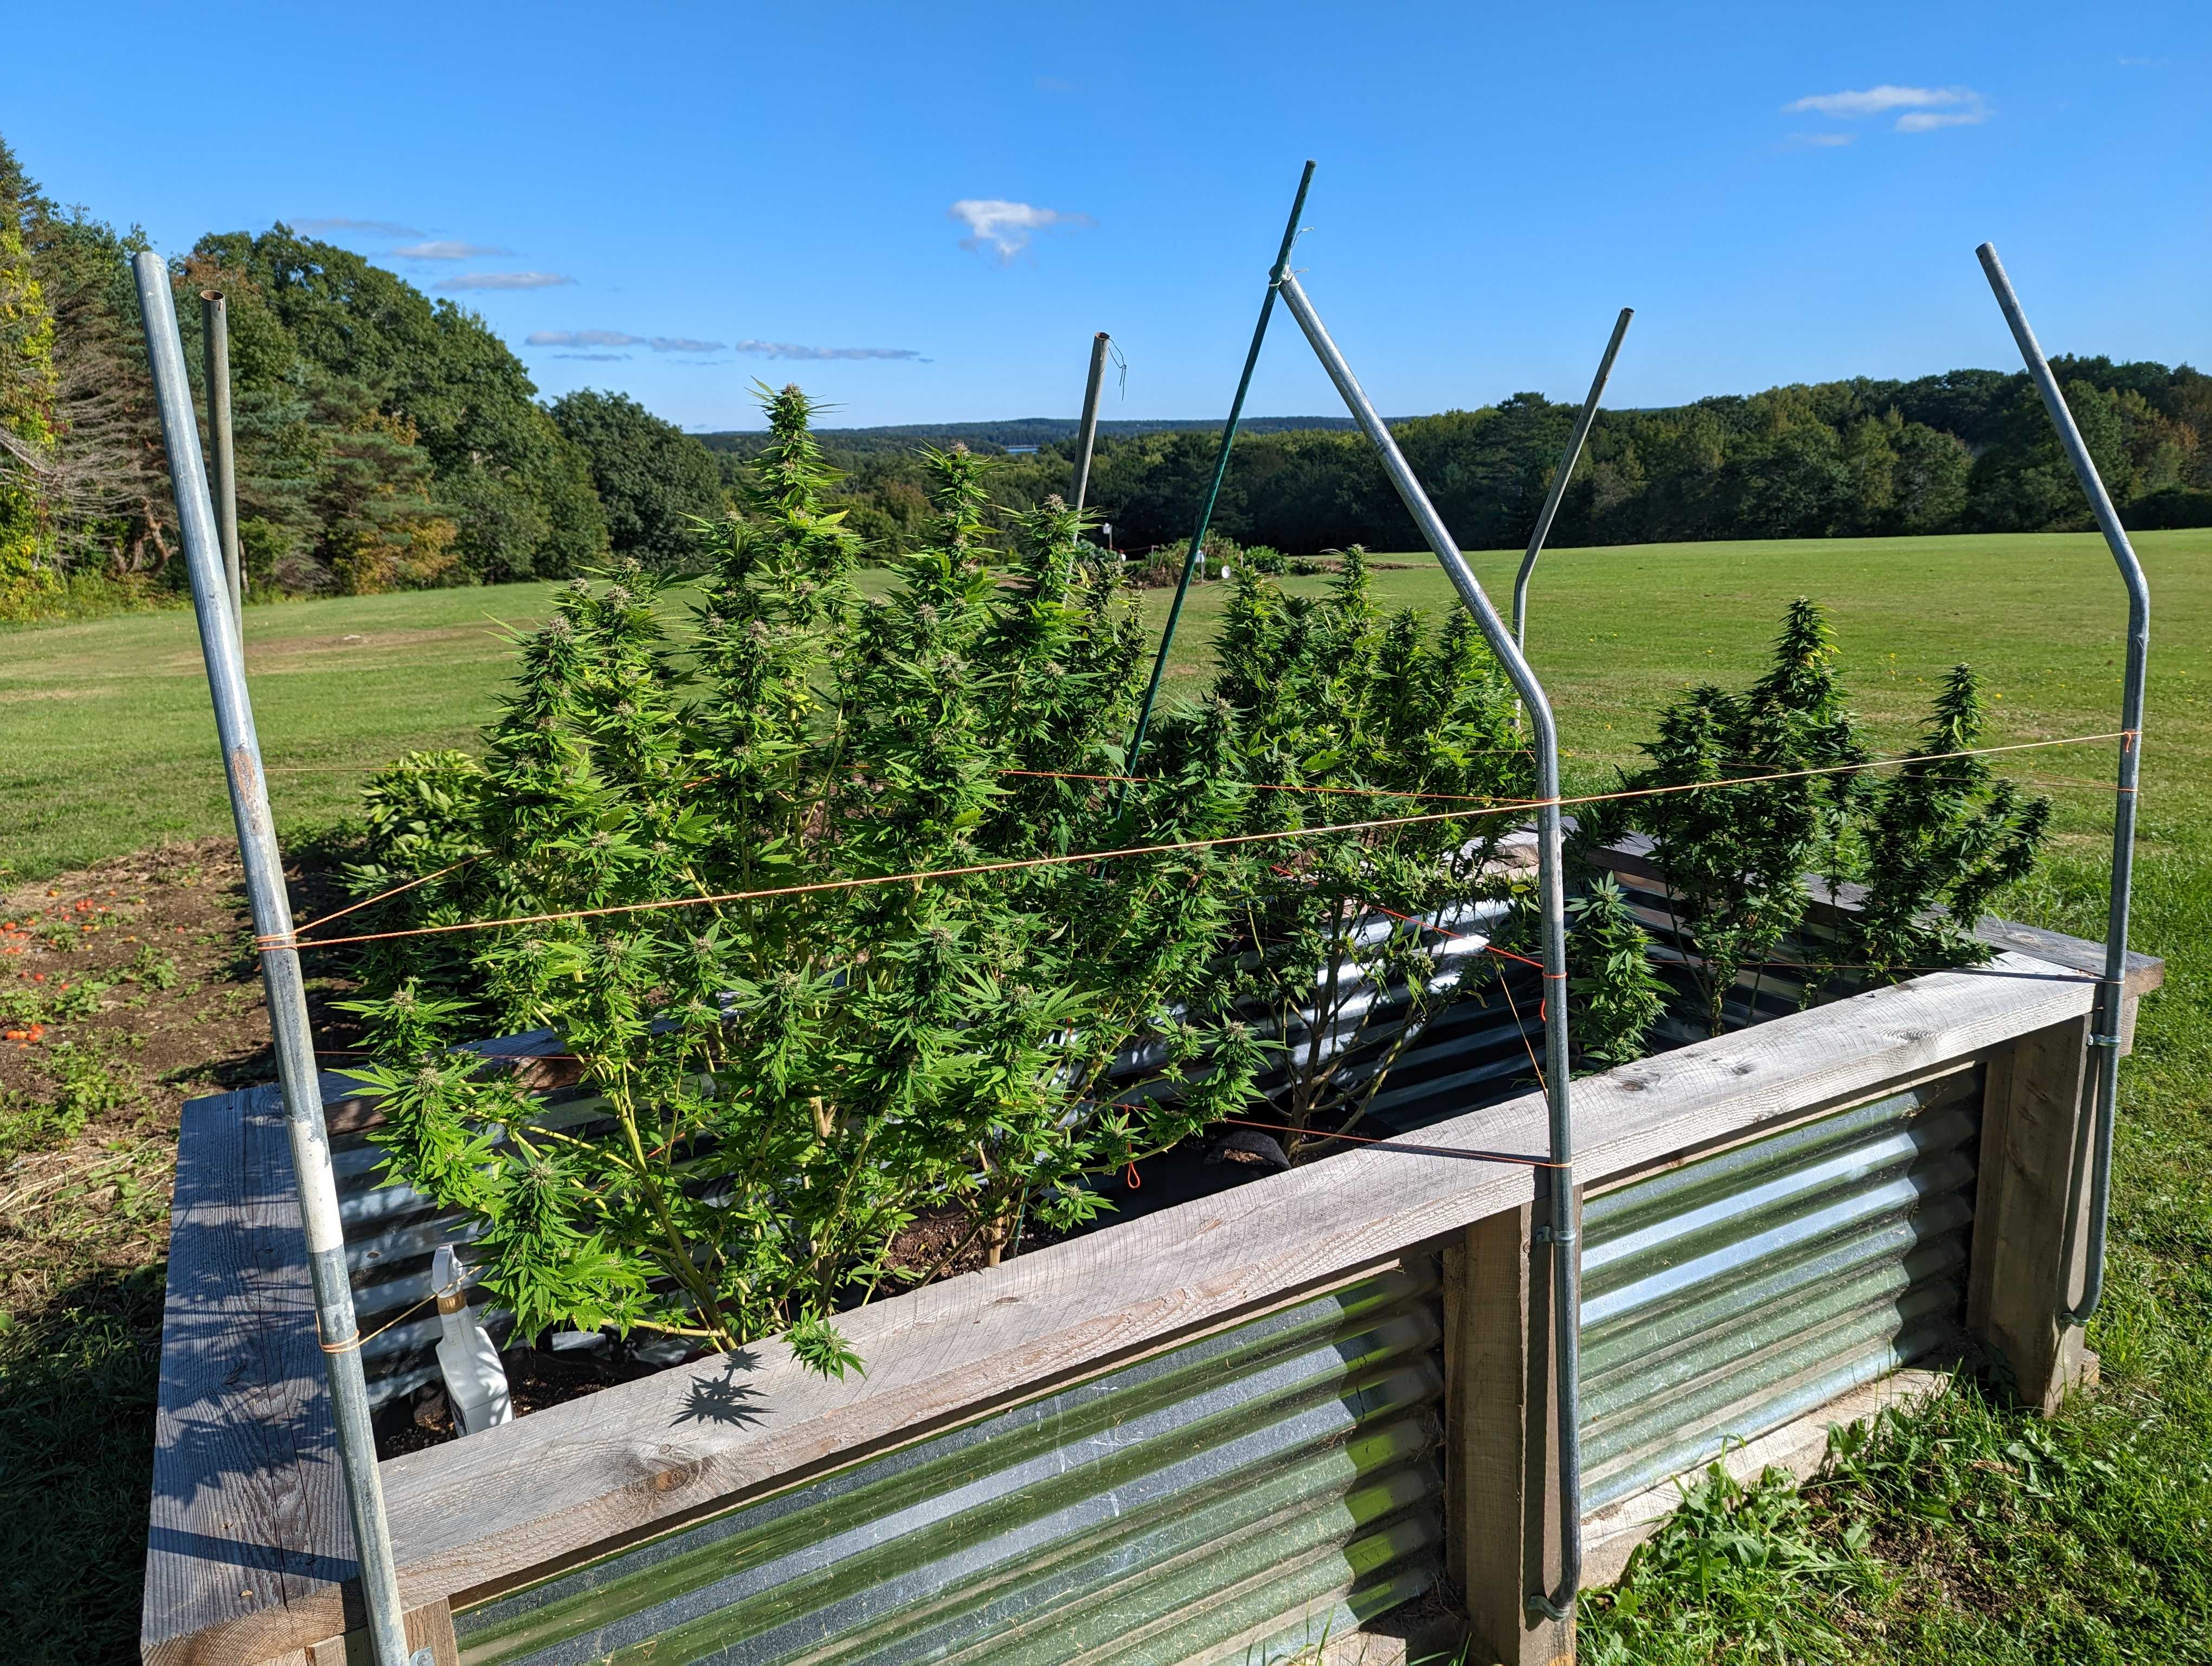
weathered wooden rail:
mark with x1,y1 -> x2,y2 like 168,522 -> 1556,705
145,908 -> 2159,1666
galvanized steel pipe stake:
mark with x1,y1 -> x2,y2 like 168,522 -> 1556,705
1071,330 -> 1111,518
200,290 -> 245,652
133,254 -> 424,1666
1274,266 -> 1585,1619
1976,242 -> 2149,1332
1122,160 -> 1315,793
1513,306 -> 1634,656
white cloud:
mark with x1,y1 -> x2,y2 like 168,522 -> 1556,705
294,216 -> 423,238
1895,107 -> 1990,132
392,239 -> 512,260
949,198 -> 1095,261
1785,84 -> 1957,116
552,353 -> 631,361
528,329 -> 644,348
650,336 -> 727,354
439,271 -> 576,291
1783,84 -> 1989,134
732,339 -> 924,361
1786,132 -> 1856,148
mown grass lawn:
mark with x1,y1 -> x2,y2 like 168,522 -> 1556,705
1,527 -> 2205,1662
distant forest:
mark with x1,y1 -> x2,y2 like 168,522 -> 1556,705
3,124 -> 2207,622
703,361 -> 2212,557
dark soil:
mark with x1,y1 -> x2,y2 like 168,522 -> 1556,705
380,1343 -> 666,1458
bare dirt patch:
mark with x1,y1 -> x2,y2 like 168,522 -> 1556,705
0,839 -> 366,1313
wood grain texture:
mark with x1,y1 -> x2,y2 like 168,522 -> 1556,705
1967,1017 -> 2100,1414
143,1086 -> 352,1665
1969,918 -> 2163,999
370,948 -> 2093,1619
304,1598 -> 458,1666
1449,1201 -> 1576,1666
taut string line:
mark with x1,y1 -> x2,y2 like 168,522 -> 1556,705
261,731 -> 2131,955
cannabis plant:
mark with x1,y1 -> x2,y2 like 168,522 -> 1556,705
1566,876 -> 1668,1072
1579,598 -> 1868,1036
1840,664 -> 2051,977
341,388 -> 1266,1372
1147,549 -> 1534,1152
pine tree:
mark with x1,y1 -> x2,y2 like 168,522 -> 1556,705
0,135 -> 59,617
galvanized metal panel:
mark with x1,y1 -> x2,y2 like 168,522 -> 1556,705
450,1263 -> 1446,1666
1578,1070 -> 1981,1508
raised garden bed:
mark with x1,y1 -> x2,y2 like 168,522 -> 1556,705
143,866 -> 2160,1666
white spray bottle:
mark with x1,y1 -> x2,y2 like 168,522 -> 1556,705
433,1244 -> 512,1436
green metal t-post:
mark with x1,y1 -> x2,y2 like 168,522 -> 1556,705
1120,160 -> 1315,799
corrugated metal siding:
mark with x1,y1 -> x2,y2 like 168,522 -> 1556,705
451,1263 -> 1447,1666
1578,1070 -> 1980,1509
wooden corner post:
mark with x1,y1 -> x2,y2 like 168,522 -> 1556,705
1443,1184 -> 1579,1666
293,1598 -> 458,1666
1967,1013 -> 2103,1414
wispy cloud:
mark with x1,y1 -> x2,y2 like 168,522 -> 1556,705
1034,75 -> 1079,93
439,271 -> 576,291
392,239 -> 512,260
2117,55 -> 2163,67
1783,84 -> 1990,132
1785,132 -> 1856,149
553,353 -> 632,361
1895,106 -> 1990,132
949,198 -> 1095,262
732,339 -> 924,361
295,216 -> 423,238
527,329 -> 920,362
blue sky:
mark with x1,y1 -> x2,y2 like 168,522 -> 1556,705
10,1 -> 2206,432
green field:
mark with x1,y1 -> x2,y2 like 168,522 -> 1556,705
2,530 -> 2208,1662
5,530 -> 2208,884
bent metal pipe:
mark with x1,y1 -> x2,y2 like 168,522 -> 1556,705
1274,262 -> 1586,1622
1976,242 -> 2149,1333
1513,306 -> 1634,657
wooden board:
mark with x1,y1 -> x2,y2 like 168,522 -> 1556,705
1967,1016 -> 2100,1413
1448,1200 -> 1576,1666
144,1086 -> 353,1664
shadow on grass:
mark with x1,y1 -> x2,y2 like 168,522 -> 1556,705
0,1261 -> 166,1665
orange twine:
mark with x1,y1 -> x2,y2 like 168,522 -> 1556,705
260,732 -> 2132,956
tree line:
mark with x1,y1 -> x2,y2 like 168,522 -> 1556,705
709,359 -> 2211,558
0,135 -> 722,620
